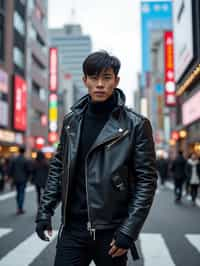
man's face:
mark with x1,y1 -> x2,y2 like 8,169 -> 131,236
83,68 -> 120,102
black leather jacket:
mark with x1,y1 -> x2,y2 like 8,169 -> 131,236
37,89 -> 157,241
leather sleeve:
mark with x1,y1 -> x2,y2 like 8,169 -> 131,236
36,119 -> 66,222
118,118 -> 157,240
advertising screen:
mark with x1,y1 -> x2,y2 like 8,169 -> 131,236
13,75 -> 27,131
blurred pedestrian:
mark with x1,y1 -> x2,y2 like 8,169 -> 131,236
171,151 -> 186,202
156,153 -> 169,186
35,51 -> 157,266
9,147 -> 30,215
0,157 -> 5,192
31,151 -> 49,207
185,152 -> 200,205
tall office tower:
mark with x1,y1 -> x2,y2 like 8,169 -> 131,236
26,0 -> 49,154
49,23 -> 92,104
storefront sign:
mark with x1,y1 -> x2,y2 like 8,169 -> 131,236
0,129 -> 15,143
164,31 -> 176,106
182,90 -> 200,126
13,75 -> 27,131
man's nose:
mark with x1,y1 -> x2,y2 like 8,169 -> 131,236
97,78 -> 104,87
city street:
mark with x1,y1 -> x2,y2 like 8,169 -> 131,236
0,184 -> 200,266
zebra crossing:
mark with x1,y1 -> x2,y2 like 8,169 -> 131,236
0,228 -> 199,266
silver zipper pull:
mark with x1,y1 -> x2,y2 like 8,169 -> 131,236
91,228 -> 96,241
87,221 -> 91,231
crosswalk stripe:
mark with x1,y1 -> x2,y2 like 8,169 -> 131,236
0,186 -> 34,201
0,231 -> 58,266
140,233 -> 175,266
0,228 -> 13,238
185,234 -> 200,253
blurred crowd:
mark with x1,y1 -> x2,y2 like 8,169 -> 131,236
0,148 -> 200,216
0,148 -> 49,215
156,151 -> 200,205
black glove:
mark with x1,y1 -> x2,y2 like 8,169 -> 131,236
114,231 -> 133,249
36,220 -> 52,241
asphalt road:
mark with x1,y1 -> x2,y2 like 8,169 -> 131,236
0,183 -> 200,266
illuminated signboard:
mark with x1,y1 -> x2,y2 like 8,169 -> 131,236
164,31 -> 176,106
48,48 -> 58,143
13,75 -> 27,131
49,48 -> 58,92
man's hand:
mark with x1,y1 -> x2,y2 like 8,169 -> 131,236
36,220 -> 52,241
108,239 -> 128,258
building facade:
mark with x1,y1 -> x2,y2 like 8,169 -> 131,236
26,0 -> 49,154
0,0 -> 27,157
173,0 -> 200,157
49,24 -> 92,104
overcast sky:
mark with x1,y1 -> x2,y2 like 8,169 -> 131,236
48,0 -> 141,106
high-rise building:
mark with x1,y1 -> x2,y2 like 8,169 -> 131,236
49,24 -> 92,103
0,0 -> 27,156
26,0 -> 49,154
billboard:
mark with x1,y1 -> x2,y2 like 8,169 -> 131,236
164,31 -> 176,106
49,48 -> 58,92
141,1 -> 172,88
13,75 -> 27,131
182,90 -> 200,126
173,0 -> 194,82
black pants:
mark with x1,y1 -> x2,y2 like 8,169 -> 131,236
174,179 -> 183,201
15,182 -> 26,210
54,225 -> 127,266
190,184 -> 199,202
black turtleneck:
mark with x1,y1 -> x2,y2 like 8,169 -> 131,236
69,93 -> 116,226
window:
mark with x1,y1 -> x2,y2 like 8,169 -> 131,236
13,47 -> 24,69
13,11 -> 25,36
0,14 -> 4,60
29,24 -> 36,40
0,0 -> 5,9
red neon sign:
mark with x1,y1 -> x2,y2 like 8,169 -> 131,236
164,31 -> 176,107
13,75 -> 27,131
49,48 -> 58,92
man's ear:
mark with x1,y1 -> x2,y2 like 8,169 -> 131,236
82,76 -> 86,84
115,77 -> 120,87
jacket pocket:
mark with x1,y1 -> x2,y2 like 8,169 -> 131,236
111,174 -> 127,192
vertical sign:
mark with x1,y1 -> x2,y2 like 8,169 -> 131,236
49,48 -> 58,92
48,48 -> 58,143
164,31 -> 176,106
13,75 -> 27,131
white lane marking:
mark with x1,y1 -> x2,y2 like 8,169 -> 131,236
185,234 -> 200,253
0,228 -> 13,238
0,231 -> 58,266
140,233 -> 175,266
165,181 -> 200,207
90,262 -> 95,266
165,181 -> 174,190
0,186 -> 34,201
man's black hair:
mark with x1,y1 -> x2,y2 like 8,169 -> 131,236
82,51 -> 121,77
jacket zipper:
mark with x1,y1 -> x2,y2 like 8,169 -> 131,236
106,129 -> 129,149
63,125 -> 71,226
84,129 -> 129,240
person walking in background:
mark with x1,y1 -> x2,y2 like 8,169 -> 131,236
9,147 -> 30,215
185,152 -> 200,205
0,157 -> 5,192
31,151 -> 49,208
171,151 -> 186,203
156,153 -> 169,187
35,51 -> 157,266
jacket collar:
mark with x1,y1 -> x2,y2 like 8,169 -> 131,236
70,88 -> 126,118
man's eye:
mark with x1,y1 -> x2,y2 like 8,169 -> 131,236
91,76 -> 97,80
104,76 -> 111,80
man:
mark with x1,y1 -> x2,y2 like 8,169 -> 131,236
9,147 -> 30,214
171,151 -> 186,202
36,51 -> 157,266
